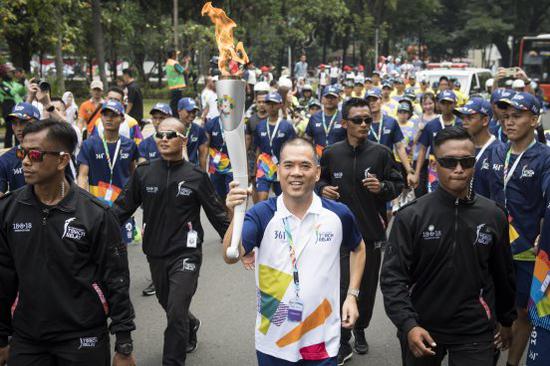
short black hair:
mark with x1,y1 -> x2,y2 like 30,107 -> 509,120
122,68 -> 133,77
433,126 -> 473,154
22,118 -> 77,153
108,86 -> 125,97
439,76 -> 449,83
342,97 -> 369,120
50,96 -> 65,107
280,137 -> 319,165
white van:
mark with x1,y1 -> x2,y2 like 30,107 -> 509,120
416,67 -> 493,96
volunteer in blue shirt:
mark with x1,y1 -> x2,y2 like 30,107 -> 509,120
414,90 -> 462,192
177,97 -> 208,169
305,85 -> 345,157
254,92 -> 296,201
205,115 -> 233,201
485,92 -> 550,366
0,102 -> 40,196
454,97 -> 504,198
489,89 -> 516,143
138,103 -> 172,162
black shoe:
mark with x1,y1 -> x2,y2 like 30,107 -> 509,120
142,282 -> 156,296
337,342 -> 353,365
353,329 -> 369,354
186,318 -> 201,353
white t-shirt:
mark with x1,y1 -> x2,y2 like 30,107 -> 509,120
329,66 -> 340,79
242,194 -> 362,362
201,88 -> 219,121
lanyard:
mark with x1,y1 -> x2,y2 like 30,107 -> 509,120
282,218 -> 301,298
503,140 -> 536,205
101,138 -> 121,185
370,117 -> 385,142
266,118 -> 281,157
322,111 -> 337,145
217,118 -> 226,146
475,135 -> 496,163
184,124 -> 192,139
439,115 -> 456,130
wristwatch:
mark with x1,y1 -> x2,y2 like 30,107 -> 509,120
347,289 -> 360,299
115,342 -> 133,356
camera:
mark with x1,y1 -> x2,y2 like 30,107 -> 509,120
38,80 -> 50,92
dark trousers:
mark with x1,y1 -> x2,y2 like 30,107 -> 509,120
149,252 -> 201,366
414,161 -> 428,198
170,90 -> 183,118
9,333 -> 110,366
340,243 -> 382,343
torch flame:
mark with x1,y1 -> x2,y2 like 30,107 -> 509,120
201,1 -> 249,76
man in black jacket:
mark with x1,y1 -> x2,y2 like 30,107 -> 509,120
113,117 -> 229,366
381,126 -> 516,366
317,97 -> 404,364
0,119 -> 136,366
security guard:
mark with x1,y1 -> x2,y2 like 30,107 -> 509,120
0,119 -> 136,366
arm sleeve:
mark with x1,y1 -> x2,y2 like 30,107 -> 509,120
174,63 -> 185,74
380,149 -> 405,201
138,141 -> 147,159
340,206 -> 363,251
490,207 -> 517,327
0,160 -> 8,193
197,173 -> 230,239
127,86 -> 137,104
253,128 -> 261,151
305,117 -> 314,138
393,121 -> 405,144
0,219 -> 17,346
77,140 -> 91,166
130,142 -> 140,161
112,168 -> 143,224
418,124 -> 431,148
541,154 -> 550,205
78,103 -> 87,120
316,149 -> 331,194
242,208 -> 263,255
287,123 -> 297,138
380,212 -> 419,335
94,209 -> 135,339
198,127 -> 208,146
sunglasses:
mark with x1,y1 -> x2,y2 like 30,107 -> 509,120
436,156 -> 476,169
155,131 -> 186,140
348,116 -> 373,125
16,147 -> 66,162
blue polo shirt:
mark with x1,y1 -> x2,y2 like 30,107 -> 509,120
205,116 -> 227,152
473,138 -> 505,198
254,119 -> 296,161
138,136 -> 159,161
77,135 -> 138,205
305,110 -> 345,152
185,122 -> 208,166
368,115 -> 404,149
0,147 -> 24,193
489,119 -> 508,143
418,115 -> 463,154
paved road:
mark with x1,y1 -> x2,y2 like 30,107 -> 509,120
126,209 -> 522,366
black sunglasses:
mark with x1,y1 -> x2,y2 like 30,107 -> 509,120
348,116 -> 373,125
155,131 -> 185,140
436,156 -> 476,169
16,147 -> 66,162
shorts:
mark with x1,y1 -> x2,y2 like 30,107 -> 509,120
257,351 -> 337,366
527,326 -> 550,366
514,260 -> 535,308
210,172 -> 233,200
256,177 -> 281,195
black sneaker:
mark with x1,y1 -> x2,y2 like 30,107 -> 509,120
142,281 -> 156,296
353,329 -> 369,354
337,342 -> 353,365
186,318 -> 201,353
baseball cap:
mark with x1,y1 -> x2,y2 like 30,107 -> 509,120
365,77 -> 373,82
372,70 -> 381,76
343,80 -> 354,88
278,77 -> 293,89
177,97 -> 200,112
302,83 -> 313,91
437,90 -> 457,103
354,75 -> 365,85
254,81 -> 270,93
382,81 -> 393,89
397,102 -> 413,114
454,97 -> 492,116
260,66 -> 270,72
485,78 -> 494,89
393,77 -> 404,84
102,100 -> 125,116
322,85 -> 340,98
365,88 -> 382,100
90,80 -> 104,90
307,99 -> 322,109
7,102 -> 40,122
404,88 -> 416,100
497,92 -> 541,115
512,79 -> 526,89
265,92 -> 283,104
490,89 -> 516,104
454,80 -> 461,88
150,103 -> 172,116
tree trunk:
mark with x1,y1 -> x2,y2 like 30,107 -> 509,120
55,37 -> 65,92
91,0 -> 107,86
6,35 -> 32,72
493,38 -> 511,67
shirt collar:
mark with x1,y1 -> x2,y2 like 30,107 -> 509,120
17,181 -> 78,213
275,193 -> 323,220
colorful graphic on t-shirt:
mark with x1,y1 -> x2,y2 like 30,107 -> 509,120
89,181 -> 122,206
510,215 -> 536,261
258,264 -> 293,335
256,153 -> 278,181
208,147 -> 231,174
529,249 -> 550,326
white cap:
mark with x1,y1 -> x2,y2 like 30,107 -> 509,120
254,81 -> 270,93
278,77 -> 293,89
505,79 -> 513,86
354,75 -> 365,84
302,84 -> 313,91
212,75 -> 219,81
512,79 -> 525,88
485,78 -> 494,88
90,80 -> 104,90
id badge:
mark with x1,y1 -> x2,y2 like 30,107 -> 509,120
272,155 -> 278,165
213,152 -> 222,164
187,230 -> 198,248
104,188 -> 113,202
287,298 -> 304,322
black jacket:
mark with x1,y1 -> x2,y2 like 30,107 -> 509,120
113,158 -> 229,258
317,138 -> 404,245
380,188 -> 517,344
0,183 -> 135,345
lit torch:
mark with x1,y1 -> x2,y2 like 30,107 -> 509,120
202,2 -> 249,259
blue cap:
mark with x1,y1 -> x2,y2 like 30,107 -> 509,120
397,102 -> 413,113
322,85 -> 340,98
178,97 -> 200,112
7,102 -> 40,121
490,88 -> 516,104
497,92 -> 542,115
150,102 -> 172,116
437,90 -> 457,103
394,77 -> 404,84
365,88 -> 382,100
265,92 -> 283,104
101,100 -> 125,116
455,97 -> 492,116
382,81 -> 393,89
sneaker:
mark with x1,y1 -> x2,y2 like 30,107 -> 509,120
186,318 -> 201,353
337,342 -> 353,365
353,329 -> 369,354
142,282 -> 156,296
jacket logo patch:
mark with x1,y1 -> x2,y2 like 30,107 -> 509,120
13,222 -> 32,233
422,224 -> 442,240
63,218 -> 86,240
182,258 -> 196,272
474,224 -> 492,246
78,337 -> 98,349
13,167 -> 22,175
120,152 -> 130,159
520,165 -> 535,179
176,181 -> 192,197
333,172 -> 343,179
95,153 -> 105,159
148,152 -> 157,158
481,158 -> 489,170
146,186 -> 159,194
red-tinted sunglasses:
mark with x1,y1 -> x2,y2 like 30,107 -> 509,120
16,147 -> 66,162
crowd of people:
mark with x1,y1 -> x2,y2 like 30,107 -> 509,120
0,49 -> 548,366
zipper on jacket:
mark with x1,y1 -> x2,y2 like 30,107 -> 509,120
42,208 -> 50,225
453,198 -> 459,253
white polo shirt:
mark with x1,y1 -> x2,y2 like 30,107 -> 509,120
242,194 -> 362,362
